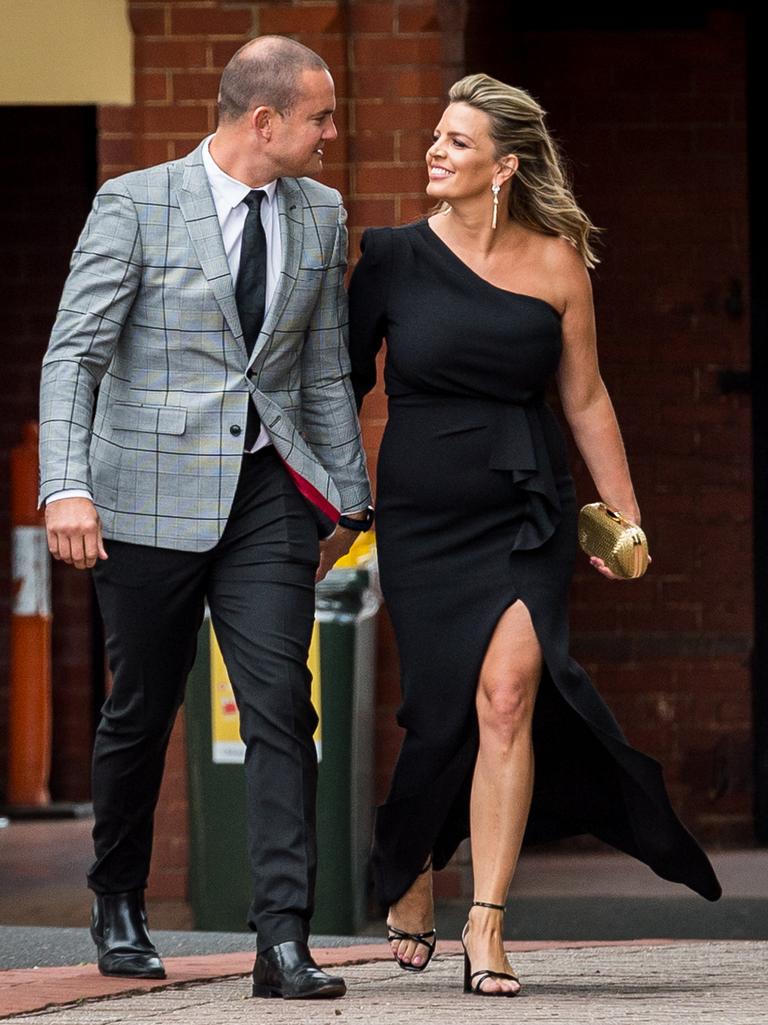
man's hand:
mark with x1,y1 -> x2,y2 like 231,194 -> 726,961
316,527 -> 358,583
45,498 -> 108,570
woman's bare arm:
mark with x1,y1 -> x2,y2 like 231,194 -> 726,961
552,241 -> 640,525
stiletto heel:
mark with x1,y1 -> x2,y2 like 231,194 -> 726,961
386,857 -> 436,972
461,900 -> 521,997
462,929 -> 472,993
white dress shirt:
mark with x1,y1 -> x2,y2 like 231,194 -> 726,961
48,135 -> 281,504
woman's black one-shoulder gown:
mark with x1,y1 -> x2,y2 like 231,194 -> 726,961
348,220 -> 721,907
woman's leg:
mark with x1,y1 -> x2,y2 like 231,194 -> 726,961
465,599 -> 541,994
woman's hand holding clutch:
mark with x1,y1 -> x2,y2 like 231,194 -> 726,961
579,502 -> 651,581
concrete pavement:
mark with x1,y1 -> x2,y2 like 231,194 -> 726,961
3,940 -> 766,1024
4,820 -> 768,1020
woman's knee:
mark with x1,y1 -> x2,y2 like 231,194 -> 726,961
476,670 -> 537,740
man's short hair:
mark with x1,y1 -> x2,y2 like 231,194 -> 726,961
218,36 -> 329,121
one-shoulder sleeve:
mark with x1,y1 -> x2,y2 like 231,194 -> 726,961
348,227 -> 391,410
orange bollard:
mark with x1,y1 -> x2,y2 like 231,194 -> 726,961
7,421 -> 52,807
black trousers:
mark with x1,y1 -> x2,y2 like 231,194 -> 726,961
89,448 -> 320,951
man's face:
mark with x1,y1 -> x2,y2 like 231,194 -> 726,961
269,68 -> 338,177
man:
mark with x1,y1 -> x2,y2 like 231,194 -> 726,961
39,36 -> 372,1000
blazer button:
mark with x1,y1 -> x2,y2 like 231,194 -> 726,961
230,424 -> 242,437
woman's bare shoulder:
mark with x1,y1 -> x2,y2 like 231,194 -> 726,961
538,235 -> 592,305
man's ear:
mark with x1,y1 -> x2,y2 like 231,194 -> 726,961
251,105 -> 273,140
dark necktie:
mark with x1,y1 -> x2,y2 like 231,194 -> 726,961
235,189 -> 267,448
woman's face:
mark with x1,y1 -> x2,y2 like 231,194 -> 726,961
426,102 -> 507,203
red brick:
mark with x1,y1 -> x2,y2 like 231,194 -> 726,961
210,38 -> 250,68
398,194 -> 431,222
318,167 -> 347,193
360,417 -> 385,450
398,129 -> 433,161
258,3 -> 342,34
348,197 -> 396,229
355,99 -> 443,133
348,2 -> 396,32
354,66 -> 396,97
352,132 -> 395,163
717,697 -> 752,725
353,34 -> 441,66
99,106 -> 136,133
172,70 -> 221,100
142,104 -> 210,134
395,67 -> 443,97
327,62 -> 349,94
699,423 -> 746,460
97,165 -> 138,185
356,386 -> 388,421
284,33 -> 345,65
170,138 -> 200,159
698,487 -> 751,523
355,163 -> 425,195
170,4 -> 254,35
98,138 -> 137,167
136,71 -> 169,102
397,3 -> 440,32
147,873 -> 187,900
137,137 -> 175,165
136,38 -> 208,69
695,125 -> 744,153
129,3 -> 167,36
654,91 -> 735,125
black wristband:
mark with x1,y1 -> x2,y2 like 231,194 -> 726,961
337,506 -> 375,532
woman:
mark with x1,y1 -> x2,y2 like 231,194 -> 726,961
348,74 -> 720,997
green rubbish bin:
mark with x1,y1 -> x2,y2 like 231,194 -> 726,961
185,610 -> 250,931
185,536 -> 380,934
312,538 -> 380,934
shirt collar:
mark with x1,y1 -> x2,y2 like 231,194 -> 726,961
202,135 -> 278,209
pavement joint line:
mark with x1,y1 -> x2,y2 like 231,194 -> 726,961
0,938 -> 719,1020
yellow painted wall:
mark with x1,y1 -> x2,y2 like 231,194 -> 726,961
0,0 -> 133,104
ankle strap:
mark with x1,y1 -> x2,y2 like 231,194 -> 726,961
471,900 -> 505,911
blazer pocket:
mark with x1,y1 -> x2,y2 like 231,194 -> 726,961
299,255 -> 327,271
109,402 -> 187,435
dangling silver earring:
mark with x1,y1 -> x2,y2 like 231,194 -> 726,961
491,183 -> 500,230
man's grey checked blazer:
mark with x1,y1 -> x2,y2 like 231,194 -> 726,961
39,141 -> 371,550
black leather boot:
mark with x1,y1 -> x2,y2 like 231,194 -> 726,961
252,941 -> 346,999
90,890 -> 166,978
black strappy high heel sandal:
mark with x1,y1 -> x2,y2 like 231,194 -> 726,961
461,900 -> 521,996
385,858 -> 436,973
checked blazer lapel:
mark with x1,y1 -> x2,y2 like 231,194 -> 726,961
247,177 -> 303,368
178,144 -> 247,360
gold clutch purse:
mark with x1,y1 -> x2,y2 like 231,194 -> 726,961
578,503 -> 649,579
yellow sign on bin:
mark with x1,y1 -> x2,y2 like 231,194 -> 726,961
210,620 -> 322,765
208,531 -> 375,765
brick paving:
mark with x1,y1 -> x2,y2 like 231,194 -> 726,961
0,946 -> 388,1019
3,941 -> 766,1024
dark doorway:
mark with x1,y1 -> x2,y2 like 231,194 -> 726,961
0,105 -> 102,803
746,10 -> 768,841
464,8 -> 754,844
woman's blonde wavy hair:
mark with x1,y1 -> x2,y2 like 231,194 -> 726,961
444,73 -> 601,268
